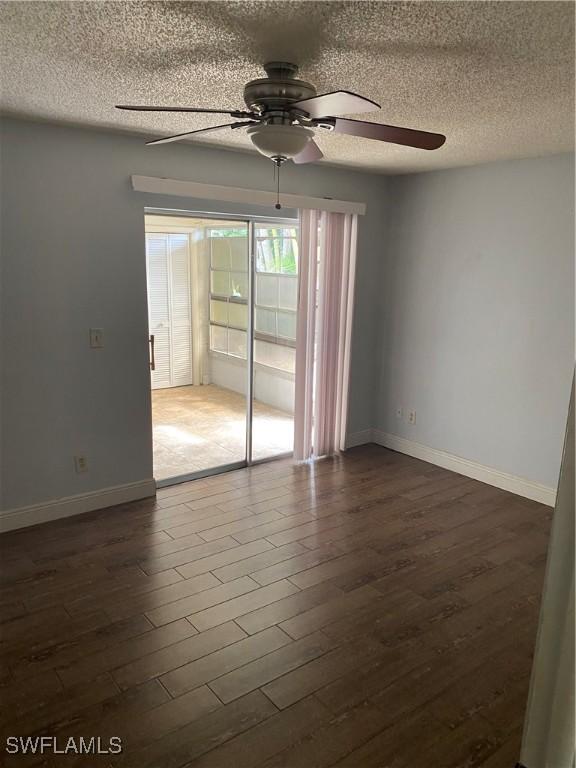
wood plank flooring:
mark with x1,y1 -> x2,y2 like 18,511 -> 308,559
0,445 -> 552,767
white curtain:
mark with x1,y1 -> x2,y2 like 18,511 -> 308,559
293,209 -> 358,461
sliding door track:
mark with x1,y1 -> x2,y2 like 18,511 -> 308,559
155,452 -> 293,489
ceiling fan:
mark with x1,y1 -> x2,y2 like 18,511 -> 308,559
117,62 -> 445,206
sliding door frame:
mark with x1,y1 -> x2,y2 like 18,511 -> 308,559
146,207 -> 296,488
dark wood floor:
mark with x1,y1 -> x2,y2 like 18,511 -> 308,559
0,445 -> 552,768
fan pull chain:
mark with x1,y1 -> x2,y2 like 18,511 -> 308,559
274,158 -> 282,210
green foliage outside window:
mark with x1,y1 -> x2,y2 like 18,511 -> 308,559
256,227 -> 298,274
206,226 -> 298,274
208,228 -> 247,238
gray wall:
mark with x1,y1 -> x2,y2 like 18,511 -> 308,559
1,115 -> 571,515
0,117 -> 388,511
377,153 -> 574,489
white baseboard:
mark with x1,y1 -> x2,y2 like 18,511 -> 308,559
345,428 -> 556,507
345,429 -> 375,449
0,479 -> 157,533
371,430 -> 556,507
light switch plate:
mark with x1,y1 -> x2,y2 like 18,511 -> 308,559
89,328 -> 104,348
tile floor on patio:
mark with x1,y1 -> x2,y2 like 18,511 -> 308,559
152,384 -> 294,480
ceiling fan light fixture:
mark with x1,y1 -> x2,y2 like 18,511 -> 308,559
246,123 -> 314,161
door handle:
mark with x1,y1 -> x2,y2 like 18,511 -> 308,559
149,334 -> 155,371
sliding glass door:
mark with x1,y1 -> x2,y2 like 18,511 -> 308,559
251,222 -> 298,461
145,211 -> 298,485
206,221 -> 251,468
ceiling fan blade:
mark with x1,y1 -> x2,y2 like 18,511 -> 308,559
146,121 -> 253,146
117,105 -> 254,118
293,140 -> 324,165
329,117 -> 446,150
292,90 -> 380,118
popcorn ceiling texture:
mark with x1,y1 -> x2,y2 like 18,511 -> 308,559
0,0 -> 573,173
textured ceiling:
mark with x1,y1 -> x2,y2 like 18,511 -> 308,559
0,1 -> 574,173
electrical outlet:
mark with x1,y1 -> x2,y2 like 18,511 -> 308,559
396,407 -> 403,420
74,455 -> 88,473
408,410 -> 417,425
89,328 -> 104,349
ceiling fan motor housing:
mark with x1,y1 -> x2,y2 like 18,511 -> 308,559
244,62 -> 316,117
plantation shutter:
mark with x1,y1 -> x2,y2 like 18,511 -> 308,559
146,235 -> 171,389
168,234 -> 193,386
146,233 -> 193,389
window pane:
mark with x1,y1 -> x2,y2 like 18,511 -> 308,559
255,307 -> 276,335
230,272 -> 248,299
210,299 -> 228,325
228,329 -> 247,359
210,239 -> 231,270
255,245 -> 266,273
278,276 -> 297,310
254,339 -> 295,373
228,302 -> 247,330
277,311 -> 297,340
211,270 -> 230,296
255,227 -> 298,275
280,238 -> 298,274
256,227 -> 294,239
256,239 -> 278,272
210,228 -> 247,238
210,324 -> 227,354
256,274 -> 278,307
230,239 -> 248,272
